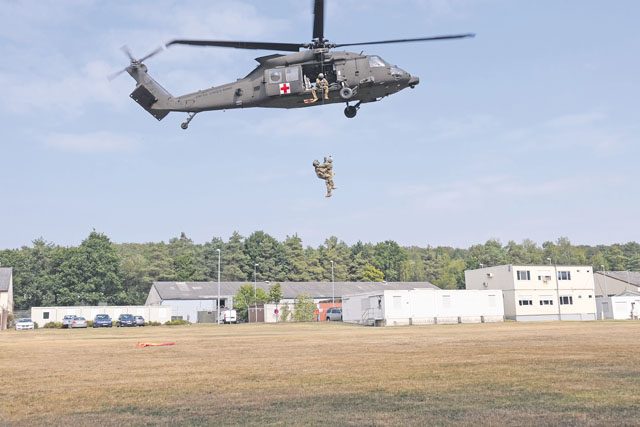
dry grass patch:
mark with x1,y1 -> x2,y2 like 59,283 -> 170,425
1,322 -> 640,425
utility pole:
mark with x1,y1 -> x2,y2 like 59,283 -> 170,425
216,249 -> 221,325
330,260 -> 335,306
253,263 -> 259,323
601,265 -> 608,319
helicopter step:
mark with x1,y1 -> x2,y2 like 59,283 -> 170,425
344,101 -> 361,119
181,112 -> 198,130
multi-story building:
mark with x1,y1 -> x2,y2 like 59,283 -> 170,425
465,265 -> 597,321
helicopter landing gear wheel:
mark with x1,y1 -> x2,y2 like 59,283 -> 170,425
344,106 -> 357,118
181,112 -> 197,130
340,86 -> 354,100
344,102 -> 360,119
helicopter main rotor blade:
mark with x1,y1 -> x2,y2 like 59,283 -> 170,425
139,46 -> 166,63
312,0 -> 324,41
166,39 -> 305,52
333,33 -> 475,48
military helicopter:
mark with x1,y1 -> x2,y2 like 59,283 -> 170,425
110,0 -> 473,129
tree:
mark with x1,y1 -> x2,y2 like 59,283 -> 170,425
244,231 -> 285,281
56,231 -> 124,305
362,264 -> 384,282
234,284 -> 269,321
372,240 -> 406,281
282,235 -> 310,281
268,283 -> 283,303
293,294 -> 315,322
223,232 -> 249,281
168,232 -> 207,281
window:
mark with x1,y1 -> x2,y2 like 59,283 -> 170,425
368,56 -> 386,67
43,312 -> 50,320
285,67 -> 299,82
560,296 -> 573,305
518,296 -> 533,306
539,298 -> 554,306
517,270 -> 531,280
268,69 -> 283,84
171,316 -> 184,321
558,271 -> 572,280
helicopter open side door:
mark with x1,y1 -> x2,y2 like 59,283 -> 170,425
265,66 -> 304,97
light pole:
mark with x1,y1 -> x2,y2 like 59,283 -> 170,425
253,263 -> 259,323
549,258 -> 560,320
601,264 -> 608,319
330,260 -> 335,306
216,249 -> 221,325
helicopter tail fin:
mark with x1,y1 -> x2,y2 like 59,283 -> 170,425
127,65 -> 172,121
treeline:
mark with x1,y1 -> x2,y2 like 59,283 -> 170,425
1,231 -> 640,310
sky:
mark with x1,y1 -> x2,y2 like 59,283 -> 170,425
0,0 -> 639,249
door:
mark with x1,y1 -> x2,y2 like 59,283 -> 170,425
265,66 -> 304,97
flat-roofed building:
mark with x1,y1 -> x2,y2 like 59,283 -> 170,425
465,265 -> 596,321
146,281 -> 439,323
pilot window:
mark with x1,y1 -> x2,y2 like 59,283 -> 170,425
268,69 -> 283,84
368,56 -> 386,67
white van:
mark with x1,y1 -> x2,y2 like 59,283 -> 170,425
219,309 -> 237,324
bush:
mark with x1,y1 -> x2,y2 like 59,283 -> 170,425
147,321 -> 161,326
44,322 -> 63,329
86,320 -> 94,327
279,305 -> 291,322
293,294 -> 316,322
164,319 -> 190,326
33,322 -> 39,329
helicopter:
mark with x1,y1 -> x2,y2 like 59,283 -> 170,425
110,0 -> 474,129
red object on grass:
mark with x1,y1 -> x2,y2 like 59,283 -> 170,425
136,342 -> 176,348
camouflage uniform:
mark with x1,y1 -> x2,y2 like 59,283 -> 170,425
313,157 -> 336,197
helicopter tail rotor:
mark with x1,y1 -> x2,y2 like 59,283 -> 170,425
107,44 -> 166,81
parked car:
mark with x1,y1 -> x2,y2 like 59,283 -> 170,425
15,318 -> 35,330
134,315 -> 145,326
62,315 -> 77,328
93,314 -> 113,328
70,316 -> 88,328
117,314 -> 136,327
326,307 -> 342,321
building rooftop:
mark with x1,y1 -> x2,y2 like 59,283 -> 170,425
151,281 -> 439,300
0,268 -> 12,292
596,271 -> 640,287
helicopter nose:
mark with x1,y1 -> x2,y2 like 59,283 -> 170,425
408,75 -> 420,88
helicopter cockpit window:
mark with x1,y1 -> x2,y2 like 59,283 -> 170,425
285,67 -> 299,82
390,66 -> 403,77
368,56 -> 386,68
268,69 -> 283,84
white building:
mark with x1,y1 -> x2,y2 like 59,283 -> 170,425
0,267 -> 14,313
342,289 -> 504,326
31,305 -> 172,326
146,281 -> 439,323
465,265 -> 597,321
596,291 -> 640,320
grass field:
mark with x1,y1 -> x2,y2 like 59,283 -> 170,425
2,321 -> 640,426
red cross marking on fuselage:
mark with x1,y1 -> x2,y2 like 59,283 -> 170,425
281,83 -> 290,94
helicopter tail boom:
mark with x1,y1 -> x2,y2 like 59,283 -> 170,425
127,65 -> 172,121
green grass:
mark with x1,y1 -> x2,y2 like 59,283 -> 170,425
1,321 -> 640,425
